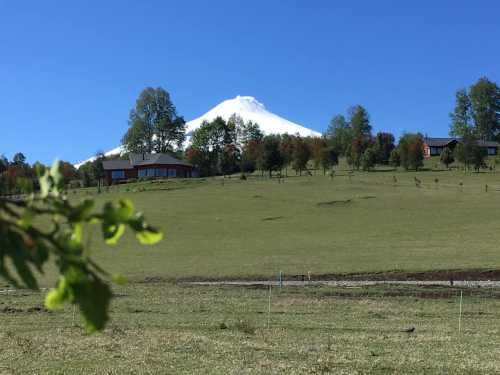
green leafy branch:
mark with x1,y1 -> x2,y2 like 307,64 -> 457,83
0,161 -> 162,332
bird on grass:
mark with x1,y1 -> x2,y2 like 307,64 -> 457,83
402,326 -> 415,333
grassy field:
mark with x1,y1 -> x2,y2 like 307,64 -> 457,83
51,164 -> 500,284
1,283 -> 499,374
3,165 -> 500,374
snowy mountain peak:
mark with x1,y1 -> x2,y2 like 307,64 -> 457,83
227,95 -> 267,113
186,96 -> 320,137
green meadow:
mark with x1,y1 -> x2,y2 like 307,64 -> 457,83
64,164 -> 500,283
3,164 -> 500,374
1,283 -> 499,374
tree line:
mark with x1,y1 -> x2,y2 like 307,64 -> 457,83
0,153 -> 79,195
7,77 -> 496,195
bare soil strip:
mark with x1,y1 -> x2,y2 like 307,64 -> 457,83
185,280 -> 500,288
173,269 -> 500,284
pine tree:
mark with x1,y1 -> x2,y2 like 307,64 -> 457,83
348,105 -> 372,139
449,89 -> 473,138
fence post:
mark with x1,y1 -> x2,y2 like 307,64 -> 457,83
267,284 -> 272,329
458,290 -> 463,334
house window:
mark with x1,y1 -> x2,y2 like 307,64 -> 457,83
168,169 -> 177,177
111,170 -> 125,179
430,147 -> 441,155
157,168 -> 167,177
138,169 -> 147,178
488,147 -> 496,155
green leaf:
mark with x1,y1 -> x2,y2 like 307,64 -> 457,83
115,199 -> 134,221
103,199 -> 135,223
32,240 -> 49,272
72,277 -> 112,333
50,159 -> 63,191
8,232 -> 39,289
69,199 -> 95,222
17,210 -> 34,228
71,223 -> 83,245
0,260 -> 20,288
34,163 -> 46,177
102,223 -> 125,245
127,212 -> 146,231
39,171 -> 50,198
136,228 -> 163,245
45,277 -> 72,310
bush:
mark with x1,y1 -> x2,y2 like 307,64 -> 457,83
440,147 -> 454,169
389,148 -> 400,167
361,147 -> 377,171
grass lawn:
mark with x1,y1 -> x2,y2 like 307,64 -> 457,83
1,283 -> 499,374
3,165 -> 500,374
53,165 -> 500,284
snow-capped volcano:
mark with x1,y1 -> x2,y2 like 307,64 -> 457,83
186,95 -> 320,137
75,96 -> 320,167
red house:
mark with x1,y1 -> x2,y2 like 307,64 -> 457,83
102,153 -> 193,185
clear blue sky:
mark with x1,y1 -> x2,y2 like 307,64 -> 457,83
1,1 -> 499,164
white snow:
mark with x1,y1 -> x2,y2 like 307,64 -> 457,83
74,96 -> 321,168
186,96 -> 321,138
74,146 -> 124,169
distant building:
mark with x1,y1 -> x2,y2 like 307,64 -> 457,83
102,153 -> 193,185
423,137 -> 499,159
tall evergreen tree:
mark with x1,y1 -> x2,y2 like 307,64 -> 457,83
0,155 -> 8,174
348,105 -> 372,139
373,132 -> 395,164
324,115 -> 352,156
449,88 -> 473,138
12,152 -> 27,167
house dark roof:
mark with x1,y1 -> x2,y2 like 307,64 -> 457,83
129,153 -> 191,167
103,153 -> 191,170
102,160 -> 134,170
424,138 -> 459,147
424,138 -> 499,148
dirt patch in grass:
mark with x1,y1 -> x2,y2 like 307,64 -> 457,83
317,199 -> 352,207
261,216 -> 284,221
0,306 -> 50,314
